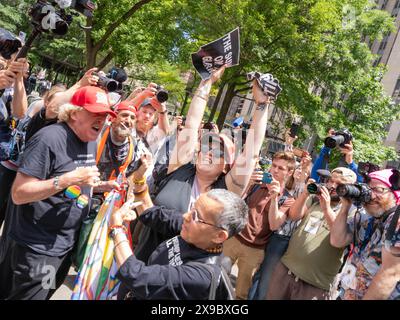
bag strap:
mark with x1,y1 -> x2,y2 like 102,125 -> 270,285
185,261 -> 218,300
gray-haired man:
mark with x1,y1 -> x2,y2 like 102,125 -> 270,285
110,188 -> 249,300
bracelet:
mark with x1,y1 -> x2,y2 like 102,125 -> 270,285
158,109 -> 167,115
114,239 -> 129,250
133,177 -> 146,185
109,225 -> 127,239
53,176 -> 63,191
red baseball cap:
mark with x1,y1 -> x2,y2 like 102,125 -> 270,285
115,100 -> 137,114
70,86 -> 116,117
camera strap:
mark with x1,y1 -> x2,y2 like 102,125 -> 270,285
385,205 -> 400,247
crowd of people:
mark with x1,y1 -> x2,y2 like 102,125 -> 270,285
0,52 -> 399,301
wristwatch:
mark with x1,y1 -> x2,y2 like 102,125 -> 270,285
158,109 -> 167,115
53,176 -> 63,191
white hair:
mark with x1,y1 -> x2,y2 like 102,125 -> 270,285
206,189 -> 249,237
57,103 -> 83,122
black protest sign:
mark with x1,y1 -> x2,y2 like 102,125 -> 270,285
191,27 -> 240,80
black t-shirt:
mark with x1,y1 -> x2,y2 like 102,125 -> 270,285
117,206 -> 222,300
9,122 -> 97,256
25,106 -> 57,143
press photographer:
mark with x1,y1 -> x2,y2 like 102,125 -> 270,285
330,169 -> 400,300
311,128 -> 363,183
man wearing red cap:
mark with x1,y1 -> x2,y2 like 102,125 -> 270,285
331,169 -> 400,300
0,86 -> 115,300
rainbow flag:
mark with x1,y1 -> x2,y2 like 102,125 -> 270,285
71,180 -> 127,300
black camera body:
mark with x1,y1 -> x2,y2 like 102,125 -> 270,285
336,183 -> 372,206
324,128 -> 353,149
156,85 -> 168,103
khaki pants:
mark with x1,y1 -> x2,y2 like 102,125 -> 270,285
266,261 -> 329,300
223,236 -> 264,300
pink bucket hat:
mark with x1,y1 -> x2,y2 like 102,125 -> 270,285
368,169 -> 400,204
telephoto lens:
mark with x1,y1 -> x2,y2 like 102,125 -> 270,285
307,183 -> 323,195
324,135 -> 345,149
336,183 -> 372,204
95,74 -> 118,92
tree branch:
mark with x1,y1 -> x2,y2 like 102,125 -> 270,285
96,51 -> 115,70
93,0 -> 154,53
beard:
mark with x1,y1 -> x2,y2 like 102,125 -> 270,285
114,124 -> 131,138
364,197 -> 396,218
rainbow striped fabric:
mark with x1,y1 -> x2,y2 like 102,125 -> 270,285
71,184 -> 126,300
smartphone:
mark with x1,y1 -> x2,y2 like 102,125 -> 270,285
262,172 -> 273,184
289,123 -> 300,138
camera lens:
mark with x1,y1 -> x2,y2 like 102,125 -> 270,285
307,183 -> 320,195
324,135 -> 345,149
156,89 -> 168,103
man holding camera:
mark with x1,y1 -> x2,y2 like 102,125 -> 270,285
223,151 -> 296,300
266,167 -> 357,300
130,84 -> 170,161
0,86 -> 116,300
311,128 -> 362,183
330,169 -> 400,300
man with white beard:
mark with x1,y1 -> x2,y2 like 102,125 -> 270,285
330,169 -> 400,300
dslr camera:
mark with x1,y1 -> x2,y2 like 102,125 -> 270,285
307,169 -> 331,195
0,29 -> 22,59
336,183 -> 372,206
324,128 -> 353,149
95,67 -> 127,93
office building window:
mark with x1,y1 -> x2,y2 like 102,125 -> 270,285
392,78 -> 400,104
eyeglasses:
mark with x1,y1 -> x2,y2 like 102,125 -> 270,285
191,208 -> 225,230
370,187 -> 391,195
200,147 -> 225,159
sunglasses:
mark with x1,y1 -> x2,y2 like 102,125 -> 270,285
190,208 -> 225,230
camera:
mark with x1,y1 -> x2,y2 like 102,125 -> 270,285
0,29 -> 22,59
156,85 -> 168,103
258,157 -> 271,171
336,183 -> 372,205
95,67 -> 127,93
324,128 -> 353,149
307,183 -> 325,195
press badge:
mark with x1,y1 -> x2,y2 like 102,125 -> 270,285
304,216 -> 322,234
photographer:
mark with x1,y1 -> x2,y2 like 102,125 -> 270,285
111,188 -> 247,300
266,167 -> 357,300
310,129 -> 363,183
129,84 -> 170,159
0,86 -> 115,300
224,151 -> 296,299
330,169 -> 400,300
0,55 -> 29,227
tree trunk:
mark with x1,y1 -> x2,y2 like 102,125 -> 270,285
208,82 -> 225,122
216,82 -> 236,130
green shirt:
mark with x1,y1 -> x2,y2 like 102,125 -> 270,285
281,199 -> 345,291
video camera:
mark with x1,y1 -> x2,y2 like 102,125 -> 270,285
324,128 -> 353,149
2,1 -> 95,60
336,183 -> 372,207
95,67 -> 127,93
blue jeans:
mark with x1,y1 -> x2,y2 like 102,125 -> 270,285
248,233 -> 290,300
